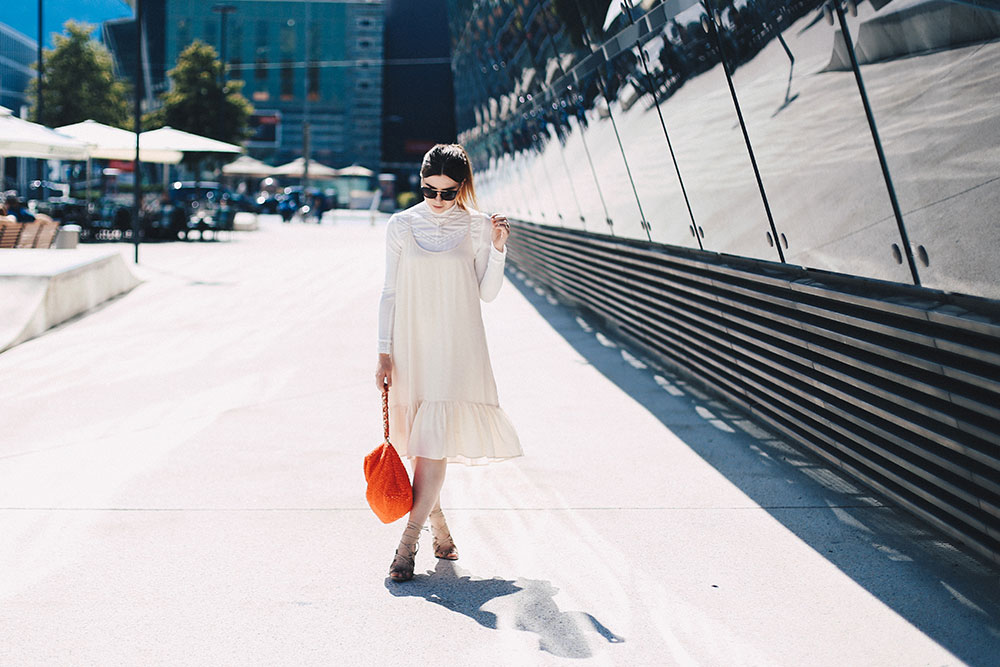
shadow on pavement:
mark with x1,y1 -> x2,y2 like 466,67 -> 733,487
506,268 -> 1000,666
386,560 -> 624,658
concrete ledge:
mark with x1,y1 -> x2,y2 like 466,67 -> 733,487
825,0 -> 1000,71
0,249 -> 141,353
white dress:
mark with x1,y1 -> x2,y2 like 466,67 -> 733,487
381,202 -> 522,465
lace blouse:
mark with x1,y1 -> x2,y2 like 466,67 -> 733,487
378,200 -> 507,354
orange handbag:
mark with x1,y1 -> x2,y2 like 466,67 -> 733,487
363,384 -> 413,523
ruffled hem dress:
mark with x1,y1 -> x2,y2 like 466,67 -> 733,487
386,207 -> 522,466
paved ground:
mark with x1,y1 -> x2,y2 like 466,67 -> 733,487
1,213 -> 998,665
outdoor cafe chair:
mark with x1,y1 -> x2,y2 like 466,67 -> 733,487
0,220 -> 21,248
14,221 -> 41,248
33,215 -> 59,248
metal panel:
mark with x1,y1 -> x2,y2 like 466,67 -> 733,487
507,222 -> 1000,566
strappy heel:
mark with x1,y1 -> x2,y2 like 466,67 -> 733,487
389,521 -> 422,582
429,508 -> 459,560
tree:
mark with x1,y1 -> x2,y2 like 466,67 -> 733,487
146,40 -> 253,150
28,21 -> 131,128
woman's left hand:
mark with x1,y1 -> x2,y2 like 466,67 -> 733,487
491,213 -> 511,251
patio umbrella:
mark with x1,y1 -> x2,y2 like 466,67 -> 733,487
222,155 -> 274,177
271,157 -> 340,179
140,126 -> 243,154
337,164 -> 375,178
57,120 -> 183,164
0,106 -> 90,160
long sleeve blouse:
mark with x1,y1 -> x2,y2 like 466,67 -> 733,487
378,201 -> 507,354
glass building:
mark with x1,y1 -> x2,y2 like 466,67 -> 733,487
165,0 -> 384,168
0,22 -> 36,114
445,0 -> 1000,300
103,0 -> 170,106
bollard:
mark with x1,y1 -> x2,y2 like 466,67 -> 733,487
55,224 -> 81,249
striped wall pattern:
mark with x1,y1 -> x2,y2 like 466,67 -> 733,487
506,221 -> 1000,566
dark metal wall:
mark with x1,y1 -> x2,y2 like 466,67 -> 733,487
507,221 -> 1000,566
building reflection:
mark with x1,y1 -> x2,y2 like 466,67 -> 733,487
445,0 -> 1000,299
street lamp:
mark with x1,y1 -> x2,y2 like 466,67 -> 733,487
212,4 -> 237,145
37,0 -> 44,186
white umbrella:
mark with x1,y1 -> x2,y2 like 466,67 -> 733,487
57,120 -> 183,164
0,106 -> 90,160
337,163 -> 375,178
271,157 -> 340,179
140,126 -> 243,154
222,155 -> 274,177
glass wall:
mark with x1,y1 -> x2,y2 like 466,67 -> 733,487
447,0 -> 1000,299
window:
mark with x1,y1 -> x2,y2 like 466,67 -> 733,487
204,19 -> 217,45
177,19 -> 190,50
307,22 -> 320,101
281,61 -> 294,101
230,23 -> 244,81
255,22 -> 268,81
308,66 -> 320,101
280,21 -> 296,56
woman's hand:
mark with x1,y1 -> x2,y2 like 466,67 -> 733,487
490,213 -> 511,251
375,353 -> 393,392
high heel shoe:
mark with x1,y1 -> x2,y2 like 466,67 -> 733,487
429,508 -> 459,561
389,521 -> 422,582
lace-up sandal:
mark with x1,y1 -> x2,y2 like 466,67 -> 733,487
429,508 -> 459,560
389,521 -> 422,582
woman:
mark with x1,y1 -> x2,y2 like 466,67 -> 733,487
375,143 -> 521,582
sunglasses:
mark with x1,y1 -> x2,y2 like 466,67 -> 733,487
421,185 -> 460,201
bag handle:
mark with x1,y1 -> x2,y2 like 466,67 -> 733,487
382,382 -> 391,443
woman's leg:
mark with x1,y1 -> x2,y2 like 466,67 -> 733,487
429,496 -> 459,560
390,456 -> 447,581
410,456 -> 447,528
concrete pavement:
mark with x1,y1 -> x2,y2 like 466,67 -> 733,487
1,213 -> 997,665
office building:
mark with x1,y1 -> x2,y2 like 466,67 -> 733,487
165,0 -> 384,169
103,1 -> 384,169
0,22 -> 36,114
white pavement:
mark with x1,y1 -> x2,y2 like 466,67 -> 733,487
1,214 -> 997,666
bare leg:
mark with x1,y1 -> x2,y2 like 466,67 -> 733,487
389,456 -> 446,581
409,456 -> 447,528
429,497 -> 458,560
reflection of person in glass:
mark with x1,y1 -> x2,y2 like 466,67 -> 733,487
375,143 -> 523,582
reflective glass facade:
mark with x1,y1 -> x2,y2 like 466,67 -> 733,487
0,23 -> 36,114
446,0 -> 1000,299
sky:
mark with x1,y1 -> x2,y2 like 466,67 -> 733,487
4,0 -> 132,47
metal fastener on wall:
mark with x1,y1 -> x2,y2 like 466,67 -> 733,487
622,0 -> 702,249
578,19 -> 652,241
701,1 -> 785,264
824,0 -> 921,286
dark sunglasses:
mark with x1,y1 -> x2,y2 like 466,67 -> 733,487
421,185 -> 460,201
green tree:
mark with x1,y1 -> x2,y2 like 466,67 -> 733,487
146,40 -> 253,149
28,21 -> 131,128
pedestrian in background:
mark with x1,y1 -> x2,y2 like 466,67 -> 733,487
374,143 -> 521,582
4,194 -> 35,222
